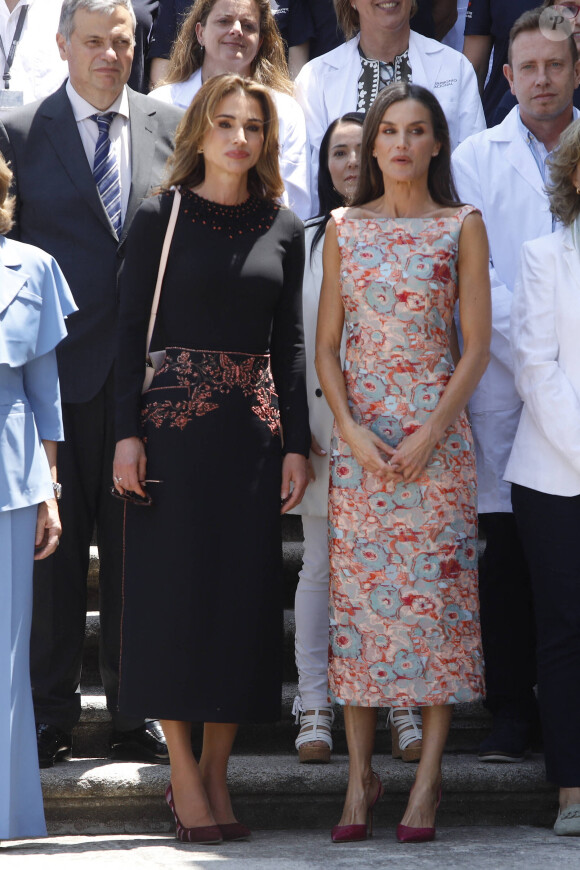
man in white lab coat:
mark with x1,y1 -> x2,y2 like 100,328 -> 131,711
452,8 -> 580,762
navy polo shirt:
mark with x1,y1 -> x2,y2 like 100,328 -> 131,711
149,1 -> 193,60
287,0 -> 343,57
129,0 -> 160,93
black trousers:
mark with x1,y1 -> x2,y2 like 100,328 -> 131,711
478,512 -> 537,720
512,484 -> 580,786
31,370 -> 142,732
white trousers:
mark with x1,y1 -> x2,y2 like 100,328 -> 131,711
294,515 -> 332,710
0,504 -> 47,839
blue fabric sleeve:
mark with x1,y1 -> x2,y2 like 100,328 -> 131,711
0,245 -> 77,367
22,350 -> 64,442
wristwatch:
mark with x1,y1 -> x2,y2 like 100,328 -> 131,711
52,482 -> 62,500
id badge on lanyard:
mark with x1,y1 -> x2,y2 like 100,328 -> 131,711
0,4 -> 29,102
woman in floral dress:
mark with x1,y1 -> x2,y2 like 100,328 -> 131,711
316,83 -> 491,843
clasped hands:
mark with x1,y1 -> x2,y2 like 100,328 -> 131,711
343,420 -> 437,484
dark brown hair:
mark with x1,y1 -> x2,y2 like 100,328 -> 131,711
351,83 -> 460,209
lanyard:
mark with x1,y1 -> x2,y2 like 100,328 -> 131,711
0,5 -> 29,90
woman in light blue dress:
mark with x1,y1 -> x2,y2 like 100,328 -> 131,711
0,154 -> 76,841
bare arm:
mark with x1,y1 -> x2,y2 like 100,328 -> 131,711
150,57 -> 170,89
288,42 -> 310,79
34,440 -> 62,560
463,34 -> 493,96
389,212 -> 491,481
315,219 -> 400,481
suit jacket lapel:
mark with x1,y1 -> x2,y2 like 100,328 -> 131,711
122,92 -> 158,244
41,85 -> 116,237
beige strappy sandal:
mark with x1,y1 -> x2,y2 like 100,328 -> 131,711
293,699 -> 334,764
389,707 -> 423,762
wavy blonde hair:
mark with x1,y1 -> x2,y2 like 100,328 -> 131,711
334,0 -> 418,41
159,0 -> 292,96
164,74 -> 284,201
546,118 -> 580,226
0,154 -> 14,235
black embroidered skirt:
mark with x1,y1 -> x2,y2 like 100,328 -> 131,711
118,348 -> 284,723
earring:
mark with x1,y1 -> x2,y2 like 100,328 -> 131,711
577,187 -> 580,195
197,147 -> 204,154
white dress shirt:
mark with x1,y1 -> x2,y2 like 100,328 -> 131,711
66,80 -> 132,224
0,0 -> 67,113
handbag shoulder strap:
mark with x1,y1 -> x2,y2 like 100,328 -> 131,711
145,187 -> 182,359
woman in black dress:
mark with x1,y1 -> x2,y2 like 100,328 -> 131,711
113,74 -> 310,845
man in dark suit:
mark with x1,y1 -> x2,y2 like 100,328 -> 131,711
0,0 -> 183,767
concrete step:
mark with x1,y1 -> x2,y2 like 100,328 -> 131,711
41,753 -> 557,835
73,682 -> 491,758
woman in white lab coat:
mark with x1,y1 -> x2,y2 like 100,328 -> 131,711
505,119 -> 580,836
295,0 -> 485,210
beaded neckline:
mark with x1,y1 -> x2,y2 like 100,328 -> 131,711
179,188 -> 279,238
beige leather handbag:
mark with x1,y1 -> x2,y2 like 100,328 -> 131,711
142,188 -> 181,393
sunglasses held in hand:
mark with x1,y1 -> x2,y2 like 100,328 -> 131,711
110,480 -> 162,507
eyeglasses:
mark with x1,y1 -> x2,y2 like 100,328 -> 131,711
554,3 -> 580,20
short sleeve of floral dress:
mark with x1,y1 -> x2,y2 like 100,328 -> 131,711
328,204 -> 485,708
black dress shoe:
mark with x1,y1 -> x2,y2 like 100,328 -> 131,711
109,720 -> 169,763
36,722 -> 72,769
477,715 -> 531,762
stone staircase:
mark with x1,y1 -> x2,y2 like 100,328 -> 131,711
41,517 -> 557,834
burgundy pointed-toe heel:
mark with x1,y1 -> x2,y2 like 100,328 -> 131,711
396,787 -> 442,843
165,784 -> 223,844
331,770 -> 384,843
217,822 -> 252,841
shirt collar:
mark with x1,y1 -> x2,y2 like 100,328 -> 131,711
66,79 -> 130,123
0,234 -> 20,267
516,107 -> 542,147
515,106 -> 580,152
0,0 -> 36,20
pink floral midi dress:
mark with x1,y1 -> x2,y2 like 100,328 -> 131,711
328,205 -> 485,708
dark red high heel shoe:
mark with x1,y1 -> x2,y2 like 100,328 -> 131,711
165,784 -> 223,844
396,787 -> 442,843
331,770 -> 384,843
217,822 -> 252,841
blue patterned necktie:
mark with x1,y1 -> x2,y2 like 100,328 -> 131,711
91,112 -> 122,237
